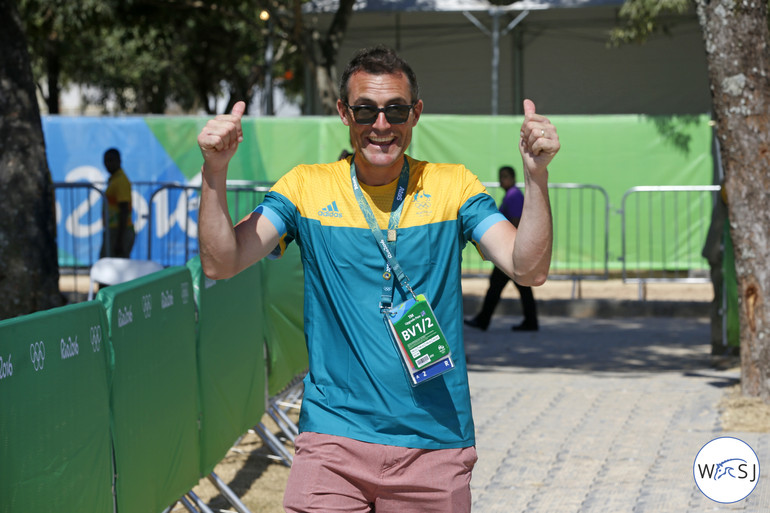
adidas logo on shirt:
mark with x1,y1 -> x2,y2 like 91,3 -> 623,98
318,201 -> 343,218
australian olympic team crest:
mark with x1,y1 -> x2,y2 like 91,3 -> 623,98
694,437 -> 760,503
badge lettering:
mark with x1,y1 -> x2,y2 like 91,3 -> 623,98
400,317 -> 434,341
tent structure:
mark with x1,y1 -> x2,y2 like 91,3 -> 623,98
303,0 -> 712,115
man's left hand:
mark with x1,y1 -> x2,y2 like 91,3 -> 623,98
519,99 -> 560,174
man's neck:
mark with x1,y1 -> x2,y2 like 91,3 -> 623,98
354,158 -> 405,187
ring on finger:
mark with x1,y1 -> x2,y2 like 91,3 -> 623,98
540,129 -> 545,137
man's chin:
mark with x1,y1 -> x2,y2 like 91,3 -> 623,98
359,151 -> 402,168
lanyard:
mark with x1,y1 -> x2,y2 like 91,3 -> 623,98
350,156 -> 416,311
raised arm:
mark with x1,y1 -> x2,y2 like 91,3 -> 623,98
479,99 -> 559,286
197,101 -> 280,280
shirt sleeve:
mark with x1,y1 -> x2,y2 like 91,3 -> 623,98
253,168 -> 304,258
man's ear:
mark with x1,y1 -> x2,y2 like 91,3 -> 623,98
337,100 -> 351,126
412,99 -> 424,125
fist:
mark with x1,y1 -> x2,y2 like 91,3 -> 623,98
198,101 -> 246,173
519,99 -> 560,171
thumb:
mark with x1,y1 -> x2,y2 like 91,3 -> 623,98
523,99 -> 536,117
231,100 -> 246,119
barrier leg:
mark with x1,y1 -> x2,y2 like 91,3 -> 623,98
267,403 -> 298,443
187,491 -> 215,513
253,422 -> 293,467
170,496 -> 200,513
269,381 -> 303,441
207,472 -> 253,513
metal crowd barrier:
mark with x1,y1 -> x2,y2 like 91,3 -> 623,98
465,182 -> 610,298
619,185 -> 720,299
55,181 -> 719,301
145,181 -> 272,267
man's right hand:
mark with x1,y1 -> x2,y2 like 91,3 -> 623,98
197,101 -> 246,176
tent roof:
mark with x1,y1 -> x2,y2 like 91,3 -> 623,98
305,0 -> 625,14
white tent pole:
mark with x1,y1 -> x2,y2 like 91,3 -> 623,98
463,8 -> 529,115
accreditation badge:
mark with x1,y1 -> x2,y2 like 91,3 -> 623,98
385,294 -> 455,386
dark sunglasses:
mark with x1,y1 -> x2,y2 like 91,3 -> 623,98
344,102 -> 417,125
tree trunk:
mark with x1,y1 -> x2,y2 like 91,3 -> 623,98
292,0 -> 356,115
317,0 -> 356,114
696,0 -> 770,400
0,0 -> 63,320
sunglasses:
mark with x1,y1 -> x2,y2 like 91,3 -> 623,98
344,102 -> 417,125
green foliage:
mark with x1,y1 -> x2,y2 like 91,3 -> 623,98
608,0 -> 691,46
18,0 -> 302,114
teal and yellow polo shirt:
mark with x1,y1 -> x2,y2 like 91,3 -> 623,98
256,155 -> 505,449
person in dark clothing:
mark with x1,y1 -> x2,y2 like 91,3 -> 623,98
465,165 -> 539,331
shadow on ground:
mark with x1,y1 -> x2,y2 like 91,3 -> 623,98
464,315 -> 715,374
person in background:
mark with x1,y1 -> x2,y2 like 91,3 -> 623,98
100,148 -> 135,258
465,165 -> 539,331
197,45 -> 559,512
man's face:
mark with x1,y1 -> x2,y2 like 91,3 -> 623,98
104,153 -> 120,174
337,71 -> 423,179
499,171 -> 515,191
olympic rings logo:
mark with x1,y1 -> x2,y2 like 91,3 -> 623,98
90,325 -> 102,352
142,294 -> 152,319
29,341 -> 46,371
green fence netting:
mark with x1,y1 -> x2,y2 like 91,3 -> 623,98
187,256 -> 267,476
0,302 -> 113,513
97,266 -> 200,513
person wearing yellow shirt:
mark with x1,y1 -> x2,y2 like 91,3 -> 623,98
100,148 -> 135,258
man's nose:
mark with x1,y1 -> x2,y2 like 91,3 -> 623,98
372,110 -> 391,129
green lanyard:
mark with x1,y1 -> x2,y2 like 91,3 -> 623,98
350,156 -> 416,311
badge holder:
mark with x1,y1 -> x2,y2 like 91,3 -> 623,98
385,294 -> 455,386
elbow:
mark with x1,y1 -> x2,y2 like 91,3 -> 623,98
200,257 -> 236,281
529,272 -> 548,287
513,269 -> 549,287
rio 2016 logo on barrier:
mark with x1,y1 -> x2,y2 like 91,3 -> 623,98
30,341 -> 46,372
694,437 -> 760,503
0,354 -> 13,380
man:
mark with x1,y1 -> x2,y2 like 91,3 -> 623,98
197,46 -> 559,512
100,148 -> 135,258
465,165 -> 539,331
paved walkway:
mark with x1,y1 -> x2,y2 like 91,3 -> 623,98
465,314 -> 769,512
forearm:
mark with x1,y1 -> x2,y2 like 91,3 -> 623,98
199,165 -> 280,280
512,171 -> 553,286
199,165 -> 240,279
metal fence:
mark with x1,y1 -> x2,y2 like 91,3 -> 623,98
54,182 -> 107,273
462,183 -> 610,286
144,181 -> 272,266
619,185 -> 720,298
55,181 -> 719,299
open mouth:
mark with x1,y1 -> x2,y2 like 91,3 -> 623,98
368,135 -> 396,148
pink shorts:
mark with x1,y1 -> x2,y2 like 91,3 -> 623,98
283,432 -> 477,513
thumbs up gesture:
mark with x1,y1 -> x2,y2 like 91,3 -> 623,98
197,101 -> 246,177
519,99 -> 560,175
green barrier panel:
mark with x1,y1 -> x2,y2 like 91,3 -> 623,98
0,302 -> 113,513
97,266 -> 200,513
262,245 -> 308,396
186,257 -> 267,476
